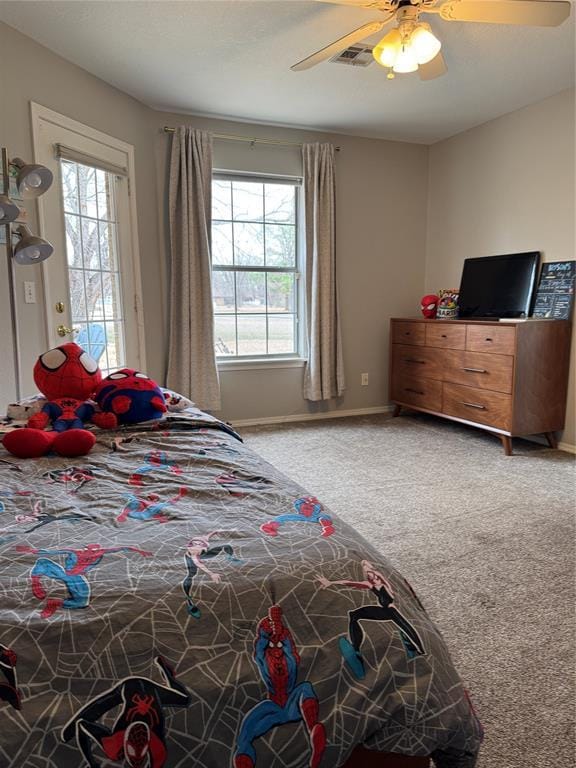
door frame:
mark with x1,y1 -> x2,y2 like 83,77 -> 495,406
30,101 -> 147,370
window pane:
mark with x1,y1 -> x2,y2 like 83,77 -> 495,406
65,214 -> 83,268
268,315 -> 295,354
61,162 -> 79,214
212,270 -> 236,313
265,224 -> 295,267
69,269 -> 87,320
96,169 -> 111,221
212,221 -> 234,266
102,273 -> 123,320
81,218 -> 100,270
233,181 -> 263,221
103,321 -> 124,373
265,184 -> 295,223
237,271 -> 266,312
85,322 -> 107,364
85,271 -> 105,320
234,222 -> 264,266
237,315 -> 266,356
77,164 -> 98,218
267,273 -> 295,313
99,222 -> 118,271
212,180 -> 232,220
215,315 -> 236,356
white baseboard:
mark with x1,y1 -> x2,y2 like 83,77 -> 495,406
558,441 -> 576,455
231,405 -> 393,428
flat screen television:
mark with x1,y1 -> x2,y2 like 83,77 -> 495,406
457,251 -> 541,319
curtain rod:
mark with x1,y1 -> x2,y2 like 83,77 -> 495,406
163,126 -> 341,152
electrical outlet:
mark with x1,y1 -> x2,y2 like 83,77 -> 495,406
361,373 -> 369,386
24,281 -> 36,304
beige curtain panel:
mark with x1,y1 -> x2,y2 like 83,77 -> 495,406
302,142 -> 345,401
166,127 -> 221,411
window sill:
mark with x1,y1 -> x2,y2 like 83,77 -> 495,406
217,357 -> 307,372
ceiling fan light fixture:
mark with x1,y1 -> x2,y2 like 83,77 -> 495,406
410,23 -> 442,65
372,28 -> 402,68
393,43 -> 418,73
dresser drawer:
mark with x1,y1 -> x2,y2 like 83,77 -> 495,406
392,321 -> 425,346
392,344 -> 444,381
443,383 -> 512,431
442,350 -> 514,394
466,325 -> 516,355
391,374 -> 442,412
425,323 -> 466,350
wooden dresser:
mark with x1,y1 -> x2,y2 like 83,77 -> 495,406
389,318 -> 572,454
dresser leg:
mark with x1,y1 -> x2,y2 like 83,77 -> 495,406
544,432 -> 558,449
500,436 -> 513,456
392,404 -> 402,418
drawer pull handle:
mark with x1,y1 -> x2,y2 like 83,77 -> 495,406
485,337 -> 493,342
441,334 -> 447,338
404,332 -> 411,336
405,388 -> 424,395
403,358 -> 425,364
461,401 -> 487,410
462,367 -> 488,374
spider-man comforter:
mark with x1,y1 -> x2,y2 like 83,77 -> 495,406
0,409 -> 482,768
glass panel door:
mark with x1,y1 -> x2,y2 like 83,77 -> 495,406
60,160 -> 126,375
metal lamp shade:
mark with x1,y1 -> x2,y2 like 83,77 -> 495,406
13,225 -> 54,265
12,158 -> 53,198
0,194 -> 20,223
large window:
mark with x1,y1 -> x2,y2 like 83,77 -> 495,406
211,175 -> 301,359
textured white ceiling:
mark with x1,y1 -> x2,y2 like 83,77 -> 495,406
1,0 -> 574,143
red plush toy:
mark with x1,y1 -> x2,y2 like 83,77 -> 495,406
2,343 -> 101,459
420,294 -> 439,319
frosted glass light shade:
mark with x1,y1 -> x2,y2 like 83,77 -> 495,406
373,28 -> 402,68
393,44 -> 418,73
410,23 -> 442,65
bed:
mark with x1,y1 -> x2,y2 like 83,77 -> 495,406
0,408 -> 482,767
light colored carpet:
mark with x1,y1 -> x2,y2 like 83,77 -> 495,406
240,412 -> 576,768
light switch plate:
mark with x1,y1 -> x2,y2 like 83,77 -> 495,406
24,281 -> 36,304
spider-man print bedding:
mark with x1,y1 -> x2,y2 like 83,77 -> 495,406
0,409 -> 482,768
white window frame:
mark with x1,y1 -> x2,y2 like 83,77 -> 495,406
31,102 -> 147,371
212,171 -> 306,370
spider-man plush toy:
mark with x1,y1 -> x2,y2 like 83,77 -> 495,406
2,343 -> 101,459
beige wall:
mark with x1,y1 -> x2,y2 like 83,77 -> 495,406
426,89 -> 576,447
2,22 -> 573,445
150,113 -> 429,422
0,21 -> 164,410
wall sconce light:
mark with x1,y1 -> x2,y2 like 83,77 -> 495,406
2,147 -> 54,399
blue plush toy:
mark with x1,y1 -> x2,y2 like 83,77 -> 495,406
93,369 -> 167,428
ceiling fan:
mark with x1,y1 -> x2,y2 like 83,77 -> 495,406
291,0 -> 572,80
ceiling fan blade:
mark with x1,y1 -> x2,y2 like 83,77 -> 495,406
437,0 -> 571,26
419,51 -> 448,80
315,0 -> 394,8
291,19 -> 388,71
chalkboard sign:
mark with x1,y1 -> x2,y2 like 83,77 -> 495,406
532,261 -> 575,319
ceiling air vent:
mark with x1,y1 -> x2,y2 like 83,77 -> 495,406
330,45 -> 374,67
